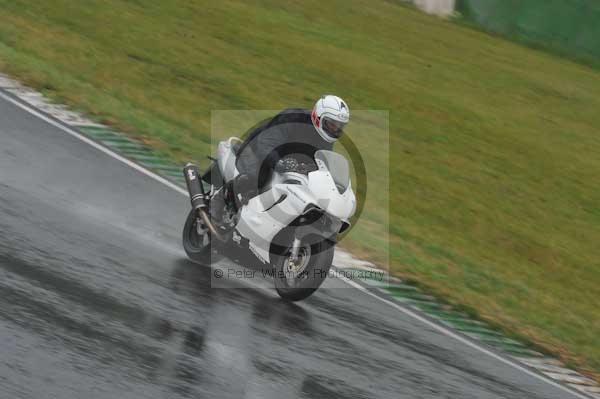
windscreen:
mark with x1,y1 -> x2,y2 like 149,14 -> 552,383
314,150 -> 351,193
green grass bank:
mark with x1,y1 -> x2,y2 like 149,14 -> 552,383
0,0 -> 599,377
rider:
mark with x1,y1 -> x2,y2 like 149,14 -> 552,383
231,94 -> 350,204
206,95 -> 350,224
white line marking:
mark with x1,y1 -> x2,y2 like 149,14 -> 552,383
0,91 -> 188,197
0,89 -> 590,399
338,276 -> 589,399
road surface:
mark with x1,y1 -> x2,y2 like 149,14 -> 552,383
0,91 -> 583,398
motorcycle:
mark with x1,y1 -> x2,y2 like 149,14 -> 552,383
182,137 -> 356,301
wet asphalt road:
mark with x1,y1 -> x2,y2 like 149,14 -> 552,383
0,92 -> 581,399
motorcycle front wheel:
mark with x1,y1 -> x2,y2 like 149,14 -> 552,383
272,236 -> 334,301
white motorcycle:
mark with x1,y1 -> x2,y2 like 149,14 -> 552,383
182,137 -> 356,301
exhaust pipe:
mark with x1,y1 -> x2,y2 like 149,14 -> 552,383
182,163 -> 226,242
183,163 -> 207,211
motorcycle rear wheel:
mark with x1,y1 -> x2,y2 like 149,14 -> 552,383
182,209 -> 212,264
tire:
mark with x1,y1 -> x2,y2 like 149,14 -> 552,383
182,209 -> 211,264
272,236 -> 334,301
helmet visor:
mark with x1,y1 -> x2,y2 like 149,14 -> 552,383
322,117 -> 346,139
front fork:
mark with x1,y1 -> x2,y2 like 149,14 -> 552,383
289,237 -> 302,262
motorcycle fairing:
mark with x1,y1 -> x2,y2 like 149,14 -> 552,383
236,160 -> 356,264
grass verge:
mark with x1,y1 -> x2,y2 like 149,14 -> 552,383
1,0 -> 599,378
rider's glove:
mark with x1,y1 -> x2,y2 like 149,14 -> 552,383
231,173 -> 255,206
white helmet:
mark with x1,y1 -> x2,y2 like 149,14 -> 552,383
311,95 -> 350,143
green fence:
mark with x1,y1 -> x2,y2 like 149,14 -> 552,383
456,0 -> 600,65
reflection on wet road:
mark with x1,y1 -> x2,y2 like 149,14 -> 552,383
0,92 -> 578,398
